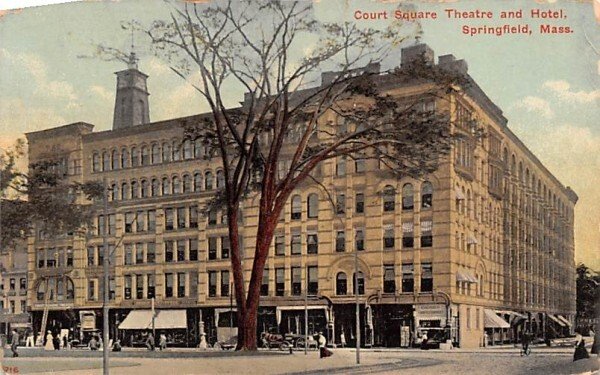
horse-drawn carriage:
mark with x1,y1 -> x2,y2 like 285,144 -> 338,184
260,332 -> 292,350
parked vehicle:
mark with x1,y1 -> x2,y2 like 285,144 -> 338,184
260,332 -> 291,350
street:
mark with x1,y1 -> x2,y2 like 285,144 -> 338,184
0,345 -> 598,375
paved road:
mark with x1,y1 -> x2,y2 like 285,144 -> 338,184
0,347 -> 597,374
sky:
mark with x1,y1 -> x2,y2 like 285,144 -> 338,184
0,0 -> 598,270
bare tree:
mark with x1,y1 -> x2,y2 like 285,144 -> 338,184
133,0 -> 467,350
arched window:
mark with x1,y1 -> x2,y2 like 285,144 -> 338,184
66,277 -> 75,300
162,177 -> 170,195
194,139 -> 203,158
467,190 -> 472,217
151,144 -> 160,164
162,143 -> 171,162
36,281 -> 45,301
151,179 -> 159,196
307,193 -> 319,218
183,174 -> 192,193
336,272 -> 347,295
111,150 -> 119,170
422,182 -> 433,209
401,183 -> 414,210
183,139 -> 193,159
172,141 -> 181,161
121,182 -> 128,200
353,272 -> 365,295
131,180 -> 139,199
102,151 -> 110,171
194,173 -> 203,192
141,146 -> 150,166
205,171 -> 213,190
131,147 -> 139,167
110,184 -> 118,201
141,179 -> 149,198
121,148 -> 129,169
216,170 -> 225,189
383,185 -> 395,212
291,195 -> 302,220
92,153 -> 101,172
172,176 -> 181,194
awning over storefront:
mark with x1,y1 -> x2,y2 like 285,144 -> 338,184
118,309 -> 187,330
547,314 -> 566,327
456,269 -> 478,283
455,187 -> 465,200
495,310 -> 526,324
556,315 -> 571,327
276,305 -> 329,325
484,309 -> 510,329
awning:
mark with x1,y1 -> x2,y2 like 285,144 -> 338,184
276,305 -> 329,325
547,314 -> 566,327
467,236 -> 478,245
118,310 -> 154,330
556,315 -> 572,327
118,309 -> 187,330
455,187 -> 465,200
456,269 -> 478,283
154,309 -> 187,329
484,309 -> 510,329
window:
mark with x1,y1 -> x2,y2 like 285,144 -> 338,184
421,182 -> 433,208
205,171 -> 213,190
177,240 -> 186,262
165,208 -> 174,230
336,157 -> 346,176
88,280 -> 96,301
291,234 -> 301,255
97,246 -> 104,266
135,243 -> 144,264
183,174 -> 192,193
165,241 -> 174,263
141,146 -> 150,165
336,194 -> 346,214
124,275 -> 132,300
189,206 -> 198,228
353,272 -> 365,295
178,272 -> 186,297
92,153 -> 101,172
147,274 -> 155,299
124,212 -> 134,233
402,183 -> 414,210
111,150 -> 119,170
208,271 -> 217,297
147,243 -> 155,263
291,195 -> 301,220
121,148 -> 129,169
221,271 -> 230,297
336,272 -> 347,295
165,273 -> 174,298
194,139 -> 203,158
275,236 -> 285,255
466,307 -> 471,329
189,239 -> 198,261
306,233 -> 318,254
162,142 -> 171,162
110,184 -> 118,201
307,194 -> 319,218
124,244 -> 133,265
147,210 -> 156,232
355,229 -> 365,251
177,207 -> 186,229
87,247 -> 95,266
136,274 -> 144,299
355,156 -> 365,173
172,176 -> 181,194
261,269 -> 269,296
221,236 -> 230,259
121,182 -> 128,200
291,267 -> 302,296
421,220 -> 433,247
136,211 -> 145,232
151,144 -> 160,164
401,264 -> 414,293
383,185 -> 395,212
402,222 -> 414,248
216,170 -> 225,189
162,177 -> 170,195
109,214 -> 116,235
102,151 -> 110,171
20,278 -> 27,291
383,226 -> 395,249
421,263 -> 433,292
208,209 -> 217,225
131,147 -> 139,167
194,173 -> 202,192
141,179 -> 149,197
208,237 -> 217,260
98,215 -> 105,236
355,193 -> 364,214
9,278 -> 15,291
275,268 -> 285,296
335,231 -> 346,252
384,265 -> 395,293
183,139 -> 193,159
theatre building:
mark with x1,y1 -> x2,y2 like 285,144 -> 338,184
25,44 -> 577,349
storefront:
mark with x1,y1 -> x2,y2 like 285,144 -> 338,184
483,309 -> 510,345
118,309 -> 188,347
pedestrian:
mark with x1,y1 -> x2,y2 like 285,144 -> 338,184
25,330 -> 34,348
89,335 -> 99,351
484,332 -> 489,347
146,332 -> 155,351
44,330 -> 54,351
52,333 -> 60,350
340,332 -> 346,348
573,338 -> 590,362
317,332 -> 332,358
111,339 -> 122,352
10,329 -> 20,357
63,334 -> 68,350
592,331 -> 598,355
421,331 -> 429,350
159,333 -> 167,351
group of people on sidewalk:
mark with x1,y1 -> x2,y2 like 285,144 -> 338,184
144,332 -> 169,351
573,328 -> 599,362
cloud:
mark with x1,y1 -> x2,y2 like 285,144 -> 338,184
89,85 -> 113,102
543,80 -> 600,104
513,96 -> 554,119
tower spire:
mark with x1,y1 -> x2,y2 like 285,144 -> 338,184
127,20 -> 138,70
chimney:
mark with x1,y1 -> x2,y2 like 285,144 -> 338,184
401,44 -> 434,68
438,54 -> 468,75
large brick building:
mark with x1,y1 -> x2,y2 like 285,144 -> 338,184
25,44 -> 577,349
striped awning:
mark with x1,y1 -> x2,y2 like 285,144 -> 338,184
547,314 -> 566,327
484,309 -> 510,329
118,309 -> 187,330
556,315 -> 571,327
456,269 -> 478,283
455,187 -> 465,200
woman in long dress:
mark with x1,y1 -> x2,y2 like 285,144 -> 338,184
44,331 -> 54,351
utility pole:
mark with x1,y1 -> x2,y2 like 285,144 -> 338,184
304,264 -> 308,355
102,178 -> 109,375
354,243 -> 360,364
